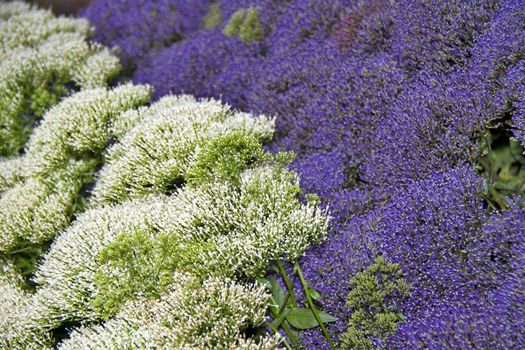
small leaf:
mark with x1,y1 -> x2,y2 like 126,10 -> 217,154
270,277 -> 286,309
307,288 -> 321,301
293,261 -> 300,274
286,308 -> 337,330
256,277 -> 271,289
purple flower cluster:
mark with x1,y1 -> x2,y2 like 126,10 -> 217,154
82,0 -> 525,348
82,0 -> 212,68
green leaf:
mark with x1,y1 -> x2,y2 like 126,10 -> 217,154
256,277 -> 271,289
307,287 -> 321,301
270,277 -> 286,309
286,308 -> 337,330
271,309 -> 291,329
293,261 -> 300,274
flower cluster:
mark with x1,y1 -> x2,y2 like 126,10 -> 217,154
0,53 -> 328,348
59,273 -> 280,350
79,0 -> 525,348
0,85 -> 151,252
0,1 -> 120,157
82,0 -> 212,68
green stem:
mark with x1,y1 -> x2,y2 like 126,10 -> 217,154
268,297 -> 300,347
280,321 -> 301,347
265,321 -> 294,350
277,259 -> 297,308
295,261 -> 335,349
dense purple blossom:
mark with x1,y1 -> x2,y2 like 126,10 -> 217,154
388,201 -> 525,349
81,0 -> 525,348
387,0 -> 498,73
361,72 -> 490,189
82,0 -> 211,67
134,29 -> 261,102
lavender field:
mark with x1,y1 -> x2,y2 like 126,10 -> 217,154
0,0 -> 524,349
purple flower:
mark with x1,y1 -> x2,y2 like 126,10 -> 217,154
82,0 -> 212,68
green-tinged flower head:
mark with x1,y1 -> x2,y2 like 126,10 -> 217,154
340,256 -> 411,350
0,157 -> 27,193
0,161 -> 87,252
0,84 -> 151,253
187,132 -> 265,187
92,95 -> 275,204
223,8 -> 265,42
33,165 -> 328,324
59,273 -> 280,349
0,262 -> 52,349
31,96 -> 328,334
0,1 -> 121,157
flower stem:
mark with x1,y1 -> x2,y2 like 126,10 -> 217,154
277,259 -> 297,308
265,321 -> 294,350
295,261 -> 335,349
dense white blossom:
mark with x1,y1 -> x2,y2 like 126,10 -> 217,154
25,84 -> 152,176
33,165 -> 327,328
0,85 -> 151,252
0,263 -> 51,349
0,80 -> 326,348
0,1 -> 121,156
58,273 -> 280,350
93,95 -> 275,204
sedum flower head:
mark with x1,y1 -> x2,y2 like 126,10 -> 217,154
92,95 -> 274,204
33,165 -> 328,326
58,273 -> 279,350
30,95 -> 328,341
0,1 -> 121,157
0,84 -> 151,252
0,262 -> 52,349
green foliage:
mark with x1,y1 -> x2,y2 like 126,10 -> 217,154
187,132 -> 264,187
340,256 -> 410,350
259,261 -> 337,349
478,130 -> 525,209
286,308 -> 338,330
28,73 -> 70,118
93,227 -> 220,318
187,132 -> 296,191
223,8 -> 265,42
202,2 -> 223,29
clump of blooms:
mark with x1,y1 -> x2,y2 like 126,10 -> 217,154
92,95 -> 274,204
340,256 -> 410,350
0,1 -> 120,157
59,273 -> 280,350
224,8 -> 265,42
32,96 -> 327,330
0,262 -> 52,349
82,0 -> 212,68
0,85 -> 151,252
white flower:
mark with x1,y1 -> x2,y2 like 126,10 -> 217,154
0,1 -> 121,156
58,273 -> 280,350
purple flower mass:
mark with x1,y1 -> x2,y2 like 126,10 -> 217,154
83,0 -> 525,348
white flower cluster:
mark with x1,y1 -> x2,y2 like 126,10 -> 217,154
0,263 -> 51,349
0,94 -> 326,349
32,169 -> 327,327
92,95 -> 275,204
58,273 -> 280,350
0,1 -> 121,156
0,85 -> 151,252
